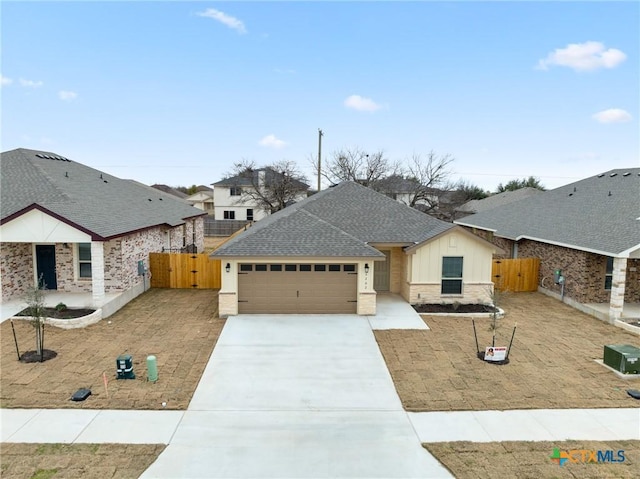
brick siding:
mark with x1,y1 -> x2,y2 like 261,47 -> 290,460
461,226 -> 639,305
0,243 -> 33,301
0,218 -> 204,301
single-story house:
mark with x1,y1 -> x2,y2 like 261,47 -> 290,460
454,187 -> 543,220
211,181 -> 501,316
0,148 -> 206,316
151,184 -> 189,199
454,168 -> 640,323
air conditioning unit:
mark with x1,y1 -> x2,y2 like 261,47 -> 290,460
603,344 -> 640,375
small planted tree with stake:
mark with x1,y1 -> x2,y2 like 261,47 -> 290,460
472,285 -> 516,365
19,276 -> 57,363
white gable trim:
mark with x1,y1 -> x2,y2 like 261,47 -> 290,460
0,209 -> 91,243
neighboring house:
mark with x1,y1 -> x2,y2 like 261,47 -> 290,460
211,181 -> 500,317
372,175 -> 440,209
212,168 -> 310,222
0,148 -> 207,316
454,187 -> 543,219
454,168 -> 640,323
186,188 -> 214,215
151,184 -> 189,199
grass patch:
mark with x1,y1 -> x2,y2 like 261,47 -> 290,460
30,469 -> 58,479
1,443 -> 165,479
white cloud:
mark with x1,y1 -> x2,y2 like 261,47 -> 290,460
259,134 -> 287,149
58,90 -> 78,101
197,8 -> 246,34
537,41 -> 626,71
592,108 -> 632,124
1,75 -> 12,86
19,78 -> 43,88
344,94 -> 382,112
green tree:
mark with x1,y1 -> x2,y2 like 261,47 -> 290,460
455,180 -> 489,200
496,176 -> 545,193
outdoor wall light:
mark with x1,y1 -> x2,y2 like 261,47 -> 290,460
364,263 -> 369,274
225,263 -> 231,273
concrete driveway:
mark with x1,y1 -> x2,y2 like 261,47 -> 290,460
141,314 -> 451,478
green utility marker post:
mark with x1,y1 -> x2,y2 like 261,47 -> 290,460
147,355 -> 158,382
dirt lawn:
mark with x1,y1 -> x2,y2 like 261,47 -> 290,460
375,292 -> 640,411
1,289 -> 224,410
203,236 -> 230,253
424,440 -> 639,479
0,443 -> 165,479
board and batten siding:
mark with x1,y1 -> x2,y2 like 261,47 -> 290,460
410,231 -> 494,284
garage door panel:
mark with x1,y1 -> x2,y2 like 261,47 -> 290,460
238,265 -> 357,314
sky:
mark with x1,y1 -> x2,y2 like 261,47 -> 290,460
2,1 -> 638,192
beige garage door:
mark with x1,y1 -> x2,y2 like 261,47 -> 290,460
238,264 -> 358,314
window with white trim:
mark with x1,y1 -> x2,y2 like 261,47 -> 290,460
78,243 -> 92,278
223,210 -> 235,219
441,256 -> 463,294
230,187 -> 242,196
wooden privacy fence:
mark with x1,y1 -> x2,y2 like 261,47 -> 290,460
149,253 -> 221,289
492,258 -> 540,292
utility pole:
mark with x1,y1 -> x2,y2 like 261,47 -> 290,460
317,128 -> 323,191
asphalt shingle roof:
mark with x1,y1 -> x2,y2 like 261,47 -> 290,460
213,167 -> 310,190
456,187 -> 543,214
212,181 -> 455,257
455,169 -> 640,256
1,148 -> 206,239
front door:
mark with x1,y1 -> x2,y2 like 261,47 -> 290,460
35,245 -> 57,290
374,251 -> 391,292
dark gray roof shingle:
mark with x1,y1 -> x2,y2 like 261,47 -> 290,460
213,167 -> 309,189
1,148 -> 206,239
212,181 -> 455,257
455,169 -> 640,256
456,187 -> 543,214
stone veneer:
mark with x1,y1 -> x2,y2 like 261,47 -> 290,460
388,247 -> 405,294
218,291 -> 238,317
357,291 -> 377,315
406,283 -> 493,305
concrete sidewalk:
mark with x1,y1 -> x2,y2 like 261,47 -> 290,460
1,409 -> 184,444
4,407 -> 637,445
409,408 -> 640,443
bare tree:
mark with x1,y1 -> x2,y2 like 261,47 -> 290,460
227,160 -> 309,214
402,151 -> 455,209
314,147 -> 399,187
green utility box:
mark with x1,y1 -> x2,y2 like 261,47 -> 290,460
603,344 -> 640,375
116,354 -> 135,379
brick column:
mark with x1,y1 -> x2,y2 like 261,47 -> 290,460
608,257 -> 627,323
91,241 -> 106,307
